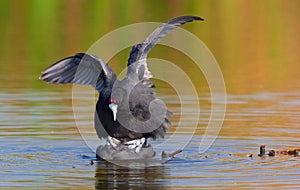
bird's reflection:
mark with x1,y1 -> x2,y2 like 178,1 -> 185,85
94,160 -> 167,189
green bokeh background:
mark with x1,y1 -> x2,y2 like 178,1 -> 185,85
0,0 -> 299,93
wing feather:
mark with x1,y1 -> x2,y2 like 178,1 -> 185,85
127,16 -> 203,80
40,53 -> 116,92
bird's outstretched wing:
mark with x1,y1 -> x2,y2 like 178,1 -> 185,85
127,16 -> 203,80
40,53 -> 116,92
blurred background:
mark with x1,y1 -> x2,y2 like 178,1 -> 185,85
1,0 -> 300,94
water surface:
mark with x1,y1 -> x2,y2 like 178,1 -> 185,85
1,88 -> 300,189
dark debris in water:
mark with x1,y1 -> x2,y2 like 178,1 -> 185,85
250,145 -> 300,158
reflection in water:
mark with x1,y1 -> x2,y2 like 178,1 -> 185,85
94,161 -> 166,189
1,90 -> 300,188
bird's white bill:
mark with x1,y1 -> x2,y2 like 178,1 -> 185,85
109,103 -> 118,121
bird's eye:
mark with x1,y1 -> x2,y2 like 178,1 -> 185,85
109,98 -> 118,104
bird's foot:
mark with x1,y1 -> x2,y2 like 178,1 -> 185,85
125,137 -> 146,153
105,136 -> 146,153
106,136 -> 120,148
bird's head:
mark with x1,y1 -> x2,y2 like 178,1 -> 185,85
109,98 -> 118,121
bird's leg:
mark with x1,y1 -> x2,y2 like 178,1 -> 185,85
106,136 -> 120,148
136,138 -> 145,153
144,138 -> 148,147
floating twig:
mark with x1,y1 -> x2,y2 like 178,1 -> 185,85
169,149 -> 183,158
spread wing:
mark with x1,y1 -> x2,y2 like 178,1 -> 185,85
40,53 -> 116,92
127,16 -> 203,80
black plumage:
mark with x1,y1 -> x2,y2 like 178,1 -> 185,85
40,16 -> 203,143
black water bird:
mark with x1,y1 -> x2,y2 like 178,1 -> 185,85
40,16 -> 203,160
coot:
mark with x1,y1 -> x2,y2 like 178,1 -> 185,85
40,16 -> 203,160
